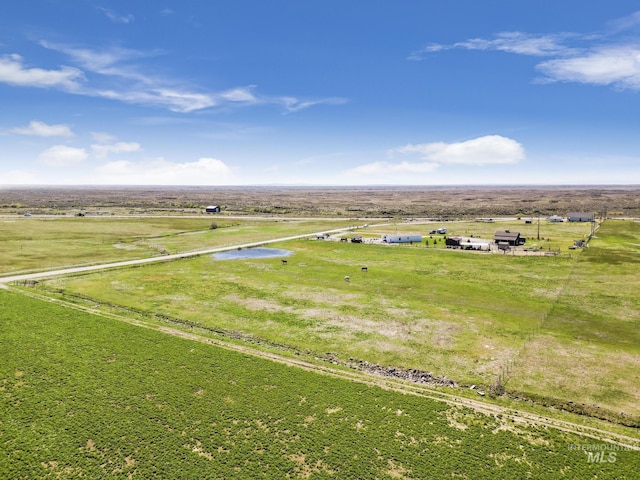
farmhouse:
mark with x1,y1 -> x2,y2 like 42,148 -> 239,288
205,205 -> 221,213
446,236 -> 463,247
446,236 -> 490,251
567,212 -> 594,222
382,234 -> 422,244
494,230 -> 525,246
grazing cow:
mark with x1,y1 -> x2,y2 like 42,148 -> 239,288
281,259 -> 288,265
361,267 -> 368,272
344,275 -> 350,282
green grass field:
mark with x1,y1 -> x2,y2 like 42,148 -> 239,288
24,219 -> 640,423
0,216 -> 355,274
507,220 -> 640,419
2,289 -> 637,479
34,236 -> 574,381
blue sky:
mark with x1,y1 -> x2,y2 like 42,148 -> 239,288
1,1 -> 640,186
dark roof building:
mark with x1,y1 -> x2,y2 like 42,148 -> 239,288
494,230 -> 525,246
445,236 -> 463,247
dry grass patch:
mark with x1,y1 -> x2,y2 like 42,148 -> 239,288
509,334 -> 640,415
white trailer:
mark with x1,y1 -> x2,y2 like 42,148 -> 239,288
381,234 -> 423,244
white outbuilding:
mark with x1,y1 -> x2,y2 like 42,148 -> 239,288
381,234 -> 423,244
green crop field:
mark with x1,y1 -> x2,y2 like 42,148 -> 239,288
0,216 -> 355,274
1,289 -> 637,479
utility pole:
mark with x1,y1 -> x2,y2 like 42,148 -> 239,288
537,211 -> 540,241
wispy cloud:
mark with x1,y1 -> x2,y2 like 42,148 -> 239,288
606,10 -> 640,34
0,53 -> 84,90
410,10 -> 640,92
98,7 -> 134,24
410,32 -> 578,60
36,42 -> 239,112
11,120 -> 74,137
91,141 -> 142,158
278,96 -> 349,113
0,41 -> 346,114
39,41 -> 158,82
90,132 -> 117,143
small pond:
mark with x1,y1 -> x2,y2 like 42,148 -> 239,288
212,247 -> 292,260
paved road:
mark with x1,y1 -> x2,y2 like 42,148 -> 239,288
0,225 -> 362,285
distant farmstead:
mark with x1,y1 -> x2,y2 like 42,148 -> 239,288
494,230 -> 525,246
205,205 -> 221,213
567,212 -> 594,222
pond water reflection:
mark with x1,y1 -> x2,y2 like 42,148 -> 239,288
212,247 -> 292,260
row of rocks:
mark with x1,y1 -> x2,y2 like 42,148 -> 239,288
346,357 -> 456,387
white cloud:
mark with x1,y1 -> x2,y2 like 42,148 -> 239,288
537,46 -> 640,89
343,135 -> 524,183
94,157 -> 235,185
98,7 -> 134,24
38,145 -> 88,167
392,135 -> 525,165
90,132 -> 117,143
91,142 -> 142,158
219,87 -> 258,103
0,53 -> 84,90
11,120 -> 74,137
